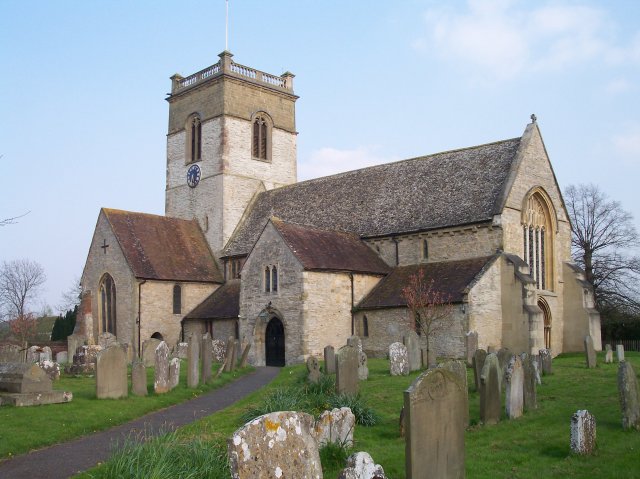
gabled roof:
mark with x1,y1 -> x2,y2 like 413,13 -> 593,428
356,256 -> 496,309
224,137 -> 521,257
184,280 -> 240,320
103,209 -> 222,283
270,218 -> 390,275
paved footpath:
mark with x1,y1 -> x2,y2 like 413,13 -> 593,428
0,366 -> 280,479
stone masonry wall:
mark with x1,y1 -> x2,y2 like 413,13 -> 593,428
468,257 -> 503,351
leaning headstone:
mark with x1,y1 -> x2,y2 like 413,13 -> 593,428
154,341 -> 170,394
338,452 -> 387,479
336,345 -> 359,395
358,351 -> 369,380
570,410 -> 597,455
26,346 -> 40,363
472,348 -> 487,392
228,411 -> 322,479
175,342 -> 188,359
55,351 -> 68,364
96,345 -> 127,399
315,407 -> 355,447
403,330 -> 422,372
616,344 -> 625,362
142,338 -> 162,367
480,353 -> 501,425
618,361 -> 640,430
604,344 -> 613,364
0,344 -> 22,363
224,337 -> 235,372
520,353 -> 537,411
539,348 -> 553,375
324,345 -> 336,374
239,343 -> 251,368
168,357 -> 180,390
212,339 -> 226,362
307,356 -> 321,384
131,360 -> 147,396
187,334 -> 199,388
389,342 -> 409,376
505,355 -> 524,419
465,331 -> 478,367
404,367 -> 465,479
39,346 -> 52,362
437,360 -> 469,426
201,333 -> 213,384
98,332 -> 117,350
347,335 -> 363,354
584,336 -> 597,369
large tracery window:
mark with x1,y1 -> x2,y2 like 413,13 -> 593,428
522,189 -> 556,291
99,274 -> 117,335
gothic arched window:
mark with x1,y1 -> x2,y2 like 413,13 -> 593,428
99,274 -> 117,335
251,112 -> 272,161
264,266 -> 271,292
173,284 -> 182,314
271,266 -> 278,292
522,189 -> 556,291
186,114 -> 202,163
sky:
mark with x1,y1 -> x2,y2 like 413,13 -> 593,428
1,0 -> 639,314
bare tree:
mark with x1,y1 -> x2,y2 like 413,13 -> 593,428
57,276 -> 81,314
0,259 -> 47,322
565,184 -> 640,314
0,211 -> 30,227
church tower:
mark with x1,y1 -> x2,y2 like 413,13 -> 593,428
165,51 -> 298,255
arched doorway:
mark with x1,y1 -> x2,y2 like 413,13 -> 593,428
265,317 -> 285,366
538,299 -> 552,350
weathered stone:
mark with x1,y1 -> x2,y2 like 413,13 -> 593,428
347,335 -> 363,355
225,337 -> 235,372
307,356 -> 321,384
67,334 -> 85,360
169,357 -> 180,390
338,452 -> 387,479
66,344 -> 101,375
532,354 -> 542,385
38,360 -> 61,381
0,389 -> 72,407
98,332 -> 117,350
96,345 -> 127,399
187,334 -> 200,388
154,341 -> 170,394
618,361 -> 640,430
0,344 -> 22,363
403,330 -> 421,372
39,346 -> 52,362
324,345 -> 335,374
231,339 -> 239,371
358,351 -> 369,380
616,344 -> 625,362
201,333 -> 212,384
487,345 -> 497,354
336,345 -> 359,396
142,338 -> 161,367
175,342 -> 188,359
465,331 -> 478,367
0,362 -> 52,393
472,348 -> 487,392
212,339 -> 226,362
584,336 -> 596,369
505,355 -> 524,419
239,342 -> 251,368
604,344 -> 613,364
404,367 -> 465,479
228,411 -> 322,479
55,351 -> 68,364
570,410 -> 596,455
437,359 -> 469,426
497,348 -> 513,389
26,346 -> 40,363
539,348 -> 553,374
480,352 -> 501,425
314,407 -> 355,447
389,342 -> 409,376
131,360 -> 148,396
520,353 -> 537,411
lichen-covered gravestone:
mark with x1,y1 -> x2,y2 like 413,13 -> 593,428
131,360 -> 147,396
618,361 -> 640,430
539,348 -> 553,375
472,348 -> 487,392
480,353 -> 501,425
389,342 -> 409,376
169,357 -> 180,390
228,411 -> 322,479
358,351 -> 369,380
604,344 -> 613,364
201,332 -> 213,384
404,367 -> 465,479
570,410 -> 596,455
337,452 -> 387,479
465,331 -> 478,367
437,360 -> 469,427
187,334 -> 200,388
616,344 -> 625,362
175,342 -> 188,359
38,360 -> 61,381
39,346 -> 52,362
520,353 -> 537,411
26,346 -> 39,363
96,345 -> 127,399
336,345 -> 359,396
154,341 -> 170,394
98,332 -> 117,350
584,336 -> 597,369
212,339 -> 226,362
314,407 -> 355,447
324,346 -> 335,374
307,356 -> 321,384
403,330 -> 421,372
505,355 -> 524,419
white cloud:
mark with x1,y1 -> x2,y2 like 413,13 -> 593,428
298,146 -> 400,181
613,125 -> 640,164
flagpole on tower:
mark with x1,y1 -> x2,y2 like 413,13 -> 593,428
225,0 -> 229,51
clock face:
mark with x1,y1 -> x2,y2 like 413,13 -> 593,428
187,164 -> 201,188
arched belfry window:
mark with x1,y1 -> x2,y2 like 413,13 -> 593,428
186,114 -> 202,163
251,112 -> 272,161
173,284 -> 182,314
522,188 -> 556,291
99,274 -> 117,335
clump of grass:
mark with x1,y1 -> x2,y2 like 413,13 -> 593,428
319,438 -> 353,472
328,393 -> 379,426
240,387 -> 305,423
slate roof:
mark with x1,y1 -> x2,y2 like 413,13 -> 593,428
224,138 -> 521,257
356,256 -> 496,309
184,280 -> 240,320
271,218 -> 390,275
103,209 -> 223,283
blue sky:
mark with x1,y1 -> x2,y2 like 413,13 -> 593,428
1,0 -> 639,312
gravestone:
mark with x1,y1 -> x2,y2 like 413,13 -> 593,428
169,357 -> 180,390
604,344 -> 613,364
66,344 -> 100,375
56,351 -> 68,364
616,344 -> 625,362
154,341 -> 170,394
497,348 -> 513,387
505,355 -> 524,419
239,343 -> 251,368
487,345 -> 497,354
403,330 -> 422,372
98,332 -> 117,350
336,345 -> 359,395
465,331 -> 478,367
472,349 -> 487,392
570,410 -> 596,455
539,348 -> 552,375
520,353 -> 537,411
358,351 -> 369,380
67,334 -> 85,361
142,338 -> 162,367
315,407 -> 355,447
228,411 -> 322,479
38,360 -> 60,381
347,335 -> 363,354
26,346 -> 39,363
201,333 -> 212,384
480,353 -> 501,425
584,336 -> 597,369
0,363 -> 72,406
0,344 -> 22,363
307,356 -> 321,384
231,339 -> 240,370
39,346 -> 52,362
224,337 -> 236,372
175,342 -> 188,359
212,339 -> 226,362
618,361 -> 640,430
131,360 -> 147,396
338,452 -> 387,479
404,367 -> 465,479
324,345 -> 336,374
532,354 -> 542,385
437,360 -> 469,426
96,345 -> 127,399
187,334 -> 199,388
389,342 -> 409,376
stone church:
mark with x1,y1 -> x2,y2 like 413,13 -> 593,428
78,51 -> 601,366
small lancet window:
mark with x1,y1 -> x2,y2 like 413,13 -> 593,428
173,284 -> 182,314
251,113 -> 271,161
362,315 -> 369,337
422,239 -> 429,260
265,266 -> 271,292
271,266 -> 278,292
186,114 -> 202,163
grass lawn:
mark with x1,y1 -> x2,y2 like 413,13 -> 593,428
0,361 -> 253,460
83,352 -> 640,479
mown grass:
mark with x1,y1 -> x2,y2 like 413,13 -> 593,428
0,361 -> 252,460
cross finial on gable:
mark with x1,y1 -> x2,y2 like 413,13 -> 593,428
530,113 -> 537,123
